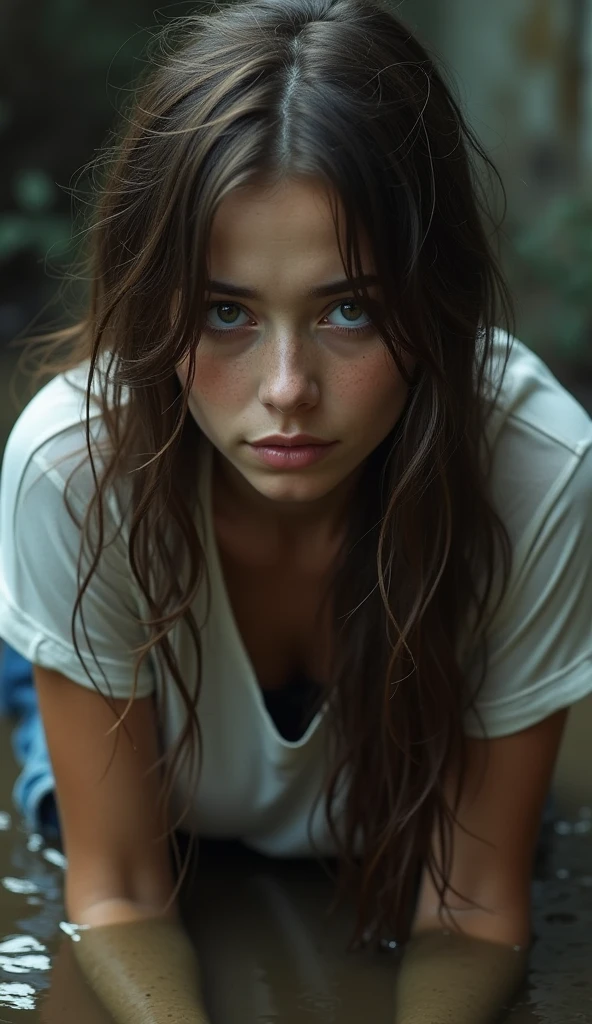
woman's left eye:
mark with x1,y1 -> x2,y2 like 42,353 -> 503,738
204,300 -> 374,338
325,300 -> 373,334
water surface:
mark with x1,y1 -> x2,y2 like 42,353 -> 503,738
0,715 -> 591,1023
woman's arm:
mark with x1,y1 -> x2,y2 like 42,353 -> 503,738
73,913 -> 209,1024
35,666 -> 211,1024
394,708 -> 568,1023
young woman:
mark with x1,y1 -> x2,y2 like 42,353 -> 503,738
0,0 -> 591,1020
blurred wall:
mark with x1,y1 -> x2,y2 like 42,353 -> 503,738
408,0 -> 592,387
413,0 -> 589,193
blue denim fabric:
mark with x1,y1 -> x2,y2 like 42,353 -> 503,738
0,644 -> 61,841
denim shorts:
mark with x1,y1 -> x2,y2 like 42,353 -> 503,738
0,644 -> 60,840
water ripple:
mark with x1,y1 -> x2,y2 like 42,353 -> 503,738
0,935 -> 46,954
0,981 -> 36,1011
0,952 -> 52,974
1,876 -> 39,895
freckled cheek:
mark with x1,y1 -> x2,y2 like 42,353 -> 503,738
180,352 -> 250,410
333,359 -> 408,423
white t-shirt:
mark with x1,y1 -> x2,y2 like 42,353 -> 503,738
1,330 -> 591,857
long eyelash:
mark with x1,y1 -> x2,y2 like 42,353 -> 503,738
205,301 -> 373,338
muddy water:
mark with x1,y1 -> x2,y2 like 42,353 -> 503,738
0,710 -> 591,1023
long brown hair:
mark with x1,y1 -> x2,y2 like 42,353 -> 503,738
21,0 -> 515,950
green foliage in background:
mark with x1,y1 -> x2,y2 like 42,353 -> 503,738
0,0 -> 160,281
0,169 -> 71,264
511,195 -> 592,366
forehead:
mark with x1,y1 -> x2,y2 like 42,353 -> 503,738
207,177 -> 374,285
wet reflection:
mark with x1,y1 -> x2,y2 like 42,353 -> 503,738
0,716 -> 591,1022
185,843 -> 396,1023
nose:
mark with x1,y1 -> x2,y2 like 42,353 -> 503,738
257,333 -> 320,412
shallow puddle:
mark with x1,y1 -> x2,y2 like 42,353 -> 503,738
0,716 -> 591,1023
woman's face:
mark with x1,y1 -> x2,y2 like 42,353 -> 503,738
177,176 -> 412,537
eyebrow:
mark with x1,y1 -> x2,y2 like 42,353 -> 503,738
206,274 -> 379,299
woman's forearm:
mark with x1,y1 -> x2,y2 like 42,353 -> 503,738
73,912 -> 211,1024
394,928 -> 529,1024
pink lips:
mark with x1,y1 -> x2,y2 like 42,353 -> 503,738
248,440 -> 337,468
251,434 -> 333,447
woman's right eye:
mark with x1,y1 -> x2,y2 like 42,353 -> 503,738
205,302 -> 251,336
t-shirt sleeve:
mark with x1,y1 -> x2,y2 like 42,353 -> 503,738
463,440 -> 592,737
0,425 -> 154,700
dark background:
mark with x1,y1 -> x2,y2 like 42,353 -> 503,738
1,1 -> 592,438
